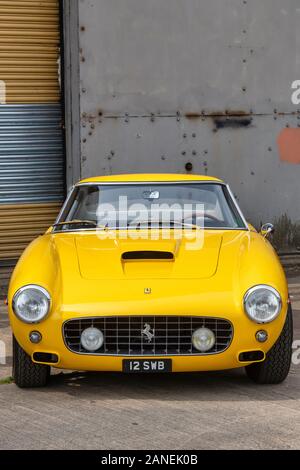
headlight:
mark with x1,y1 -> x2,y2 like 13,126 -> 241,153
13,285 -> 51,324
244,285 -> 282,323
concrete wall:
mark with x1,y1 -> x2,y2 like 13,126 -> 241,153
65,0 -> 300,227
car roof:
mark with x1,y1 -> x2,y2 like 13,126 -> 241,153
78,174 -> 223,184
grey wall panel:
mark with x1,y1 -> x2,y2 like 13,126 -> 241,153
79,0 -> 300,115
81,114 -> 299,226
70,0 -> 300,225
63,0 -> 81,188
0,104 -> 64,204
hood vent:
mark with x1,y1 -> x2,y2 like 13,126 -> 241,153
122,251 -> 174,261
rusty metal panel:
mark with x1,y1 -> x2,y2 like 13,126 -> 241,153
0,104 -> 64,204
0,202 -> 61,259
0,0 -> 60,103
80,113 -> 300,227
71,0 -> 300,227
78,0 -> 300,115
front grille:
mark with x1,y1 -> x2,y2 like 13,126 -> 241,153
63,316 -> 233,356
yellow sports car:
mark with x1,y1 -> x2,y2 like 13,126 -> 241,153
8,174 -> 293,388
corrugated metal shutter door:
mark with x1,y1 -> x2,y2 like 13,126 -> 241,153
0,0 -> 60,103
0,202 -> 62,259
0,0 -> 64,261
0,105 -> 64,203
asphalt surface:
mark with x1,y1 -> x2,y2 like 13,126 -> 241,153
0,277 -> 300,450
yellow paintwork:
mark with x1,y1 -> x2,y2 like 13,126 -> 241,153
79,174 -> 222,184
8,174 -> 289,373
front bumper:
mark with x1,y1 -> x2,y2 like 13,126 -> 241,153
9,308 -> 288,373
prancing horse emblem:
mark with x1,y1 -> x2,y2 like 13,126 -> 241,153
142,323 -> 155,343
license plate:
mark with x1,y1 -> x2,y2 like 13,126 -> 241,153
123,359 -> 172,373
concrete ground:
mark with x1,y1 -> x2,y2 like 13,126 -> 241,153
0,277 -> 300,450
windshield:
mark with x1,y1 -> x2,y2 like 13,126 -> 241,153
54,183 -> 246,232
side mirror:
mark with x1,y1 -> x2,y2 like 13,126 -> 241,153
261,223 -> 275,238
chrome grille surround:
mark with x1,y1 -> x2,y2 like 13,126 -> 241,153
63,316 -> 233,356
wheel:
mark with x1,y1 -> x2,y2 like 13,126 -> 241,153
13,336 -> 50,388
246,304 -> 293,384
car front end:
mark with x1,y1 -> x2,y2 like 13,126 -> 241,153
7,175 -> 291,385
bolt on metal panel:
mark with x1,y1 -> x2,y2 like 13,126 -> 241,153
72,0 -> 300,226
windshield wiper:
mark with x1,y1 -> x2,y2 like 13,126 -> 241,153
53,220 -> 107,229
170,220 -> 199,230
53,220 -> 200,231
129,220 -> 199,230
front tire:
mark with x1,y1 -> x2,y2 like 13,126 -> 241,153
13,336 -> 50,388
245,304 -> 293,384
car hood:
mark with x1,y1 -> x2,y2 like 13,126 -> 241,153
9,228 -> 288,316
74,231 -> 223,280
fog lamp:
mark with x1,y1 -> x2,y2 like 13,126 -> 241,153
192,328 -> 216,352
81,327 -> 104,352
